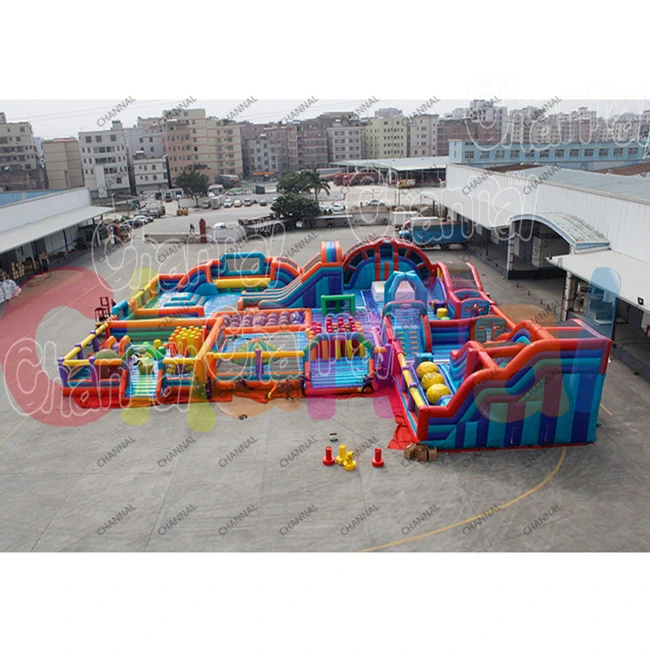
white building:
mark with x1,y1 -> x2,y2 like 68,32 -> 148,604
78,121 -> 130,198
327,125 -> 364,162
132,156 -> 169,194
0,112 -> 39,171
0,188 -> 113,280
124,121 -> 166,161
422,164 -> 650,342
407,114 -> 439,157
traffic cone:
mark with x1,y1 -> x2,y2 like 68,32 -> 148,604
335,444 -> 346,466
323,446 -> 335,466
371,448 -> 385,468
343,450 -> 357,471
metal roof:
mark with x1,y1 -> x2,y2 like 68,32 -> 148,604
419,187 -> 516,230
511,212 -> 609,251
330,156 -> 449,172
507,166 -> 650,205
0,205 -> 113,255
549,249 -> 650,313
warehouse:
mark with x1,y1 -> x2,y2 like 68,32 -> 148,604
0,188 -> 113,284
420,164 -> 650,378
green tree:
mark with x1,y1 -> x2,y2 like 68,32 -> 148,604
301,169 -> 331,202
271,193 -> 321,222
276,171 -> 310,195
174,167 -> 210,205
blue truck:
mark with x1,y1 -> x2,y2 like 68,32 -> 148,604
398,217 -> 468,250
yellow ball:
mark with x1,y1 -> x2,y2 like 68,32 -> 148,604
426,384 -> 451,404
154,339 -> 162,348
421,372 -> 445,390
416,361 -> 439,378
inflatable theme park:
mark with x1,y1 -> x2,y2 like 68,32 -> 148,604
59,237 -> 611,451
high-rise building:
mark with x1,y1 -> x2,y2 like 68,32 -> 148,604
0,112 -> 46,190
78,121 -> 130,198
43,138 -> 84,190
132,155 -> 169,194
435,118 -> 502,156
163,108 -> 243,184
407,114 -> 439,157
364,116 -> 408,159
327,123 -> 364,162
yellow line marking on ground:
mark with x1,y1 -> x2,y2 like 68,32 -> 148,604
600,404 -> 613,416
0,415 -> 29,449
358,446 -> 567,552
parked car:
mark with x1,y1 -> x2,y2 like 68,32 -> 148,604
259,199 -> 267,206
224,199 -> 233,208
330,203 -> 346,213
243,198 -> 253,206
233,199 -> 243,207
365,199 -> 387,207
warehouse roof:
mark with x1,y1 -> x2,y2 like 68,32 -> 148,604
0,205 -> 113,255
330,157 -> 449,172
511,212 -> 609,251
507,166 -> 650,205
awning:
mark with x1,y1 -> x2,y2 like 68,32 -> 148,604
511,212 -> 609,251
549,249 -> 650,314
0,205 -> 114,255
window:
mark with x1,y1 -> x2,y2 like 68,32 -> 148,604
555,149 -> 564,158
599,148 -> 608,156
570,149 -> 579,157
85,136 -> 91,143
110,135 -> 116,142
613,148 -> 623,157
510,150 -> 520,158
584,149 -> 593,157
95,136 -> 102,142
540,150 -> 549,158
465,152 -> 474,160
495,151 -> 504,158
629,147 -> 638,156
525,151 -> 535,158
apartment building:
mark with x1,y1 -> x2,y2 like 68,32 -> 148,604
42,138 -> 84,190
407,114 -> 439,157
327,124 -> 364,162
78,121 -> 130,198
243,134 -> 286,176
162,108 -> 243,184
0,112 -> 47,190
0,112 -> 39,171
451,100 -> 508,136
364,116 -> 408,159
132,156 -> 169,194
435,118 -> 502,156
124,120 -> 166,161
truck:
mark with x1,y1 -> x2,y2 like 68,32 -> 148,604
144,201 -> 166,218
397,178 -> 416,189
391,210 -> 420,231
398,217 -> 468,250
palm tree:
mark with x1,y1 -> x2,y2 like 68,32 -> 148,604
301,169 -> 331,202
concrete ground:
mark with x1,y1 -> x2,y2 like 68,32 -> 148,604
0,223 -> 648,552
